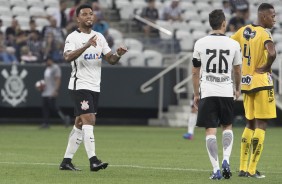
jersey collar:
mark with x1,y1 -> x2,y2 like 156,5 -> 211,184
210,33 -> 226,36
251,23 -> 263,28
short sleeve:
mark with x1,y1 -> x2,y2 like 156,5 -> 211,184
63,35 -> 75,53
262,29 -> 273,46
192,41 -> 201,60
233,42 -> 242,65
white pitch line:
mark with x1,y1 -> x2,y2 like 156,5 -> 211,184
1,161 -> 282,174
0,161 -> 208,172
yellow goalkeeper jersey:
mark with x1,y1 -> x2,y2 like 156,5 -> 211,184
231,24 -> 274,93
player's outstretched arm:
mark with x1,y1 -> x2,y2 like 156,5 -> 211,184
104,46 -> 128,65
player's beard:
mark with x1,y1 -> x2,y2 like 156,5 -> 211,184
84,20 -> 93,29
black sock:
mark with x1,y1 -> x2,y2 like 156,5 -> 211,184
89,156 -> 98,163
62,158 -> 72,164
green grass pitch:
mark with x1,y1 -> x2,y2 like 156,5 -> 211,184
0,125 -> 282,184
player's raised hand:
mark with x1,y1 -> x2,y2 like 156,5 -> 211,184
85,35 -> 97,48
116,45 -> 128,57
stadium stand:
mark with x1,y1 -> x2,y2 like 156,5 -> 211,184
0,0 -> 280,67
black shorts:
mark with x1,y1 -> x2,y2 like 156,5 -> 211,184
196,97 -> 234,128
69,89 -> 99,116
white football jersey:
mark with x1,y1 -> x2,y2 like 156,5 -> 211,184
64,29 -> 111,92
193,34 -> 242,98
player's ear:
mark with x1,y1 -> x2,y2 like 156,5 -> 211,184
222,20 -> 227,29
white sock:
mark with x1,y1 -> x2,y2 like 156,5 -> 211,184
188,113 -> 197,134
222,130 -> 233,164
206,135 -> 220,173
82,125 -> 96,159
64,125 -> 83,159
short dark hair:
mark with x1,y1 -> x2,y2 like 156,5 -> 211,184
76,4 -> 92,17
258,3 -> 274,12
209,9 -> 225,30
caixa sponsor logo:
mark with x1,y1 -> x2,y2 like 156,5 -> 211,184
84,53 -> 102,60
242,75 -> 252,85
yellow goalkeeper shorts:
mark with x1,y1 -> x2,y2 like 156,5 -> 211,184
243,89 -> 276,120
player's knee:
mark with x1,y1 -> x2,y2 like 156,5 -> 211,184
80,113 -> 96,125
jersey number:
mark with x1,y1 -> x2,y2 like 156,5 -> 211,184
243,44 -> 251,66
206,49 -> 230,74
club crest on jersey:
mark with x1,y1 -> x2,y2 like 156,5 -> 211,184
84,53 -> 102,60
1,64 -> 28,107
242,75 -> 252,85
243,27 -> 256,40
80,100 -> 89,110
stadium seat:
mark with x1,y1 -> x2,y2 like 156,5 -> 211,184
275,42 -> 282,54
99,0 -> 112,9
15,16 -> 30,29
277,14 -> 282,24
27,0 -> 45,8
271,54 -> 281,69
10,0 -> 28,8
43,0 -> 59,8
179,2 -> 194,12
46,7 -> 59,16
188,20 -> 205,32
122,50 -> 145,67
12,6 -> 30,17
251,0 -> 262,4
182,11 -> 201,22
192,30 -> 206,42
274,6 -> 282,15
0,0 -> 10,8
273,33 -> 282,43
115,0 -> 131,9
29,7 -> 47,17
171,21 -> 189,32
124,38 -> 143,52
175,29 -> 191,39
178,38 -> 194,52
199,10 -> 210,22
211,2 -> 222,9
131,0 -> 147,10
119,6 -> 135,20
195,2 -> 210,11
35,18 -> 50,30
108,28 -> 123,40
249,12 -> 257,23
268,0 -> 280,4
0,16 -> 13,27
112,38 -> 124,51
144,50 -> 163,67
0,7 -> 12,17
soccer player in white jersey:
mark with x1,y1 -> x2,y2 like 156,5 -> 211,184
59,4 -> 127,172
192,9 -> 242,180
